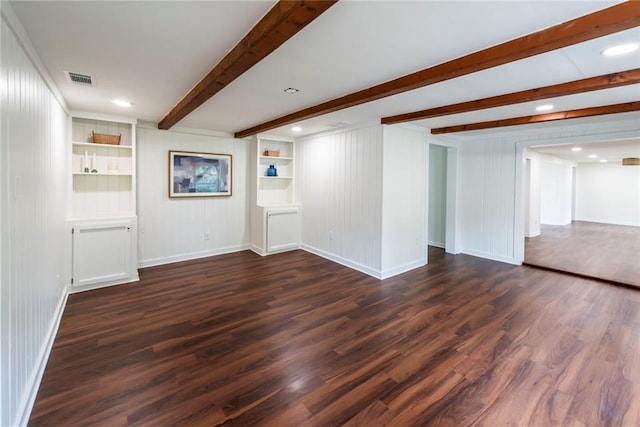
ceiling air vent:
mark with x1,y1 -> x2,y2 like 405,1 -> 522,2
327,121 -> 352,129
64,71 -> 96,86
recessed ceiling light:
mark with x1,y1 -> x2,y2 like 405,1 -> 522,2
588,154 -> 597,158
600,159 -> 608,163
291,126 -> 302,132
571,147 -> 582,152
602,43 -> 639,57
535,104 -> 554,112
283,87 -> 300,94
112,99 -> 132,107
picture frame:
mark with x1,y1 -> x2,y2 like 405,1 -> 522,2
169,150 -> 232,198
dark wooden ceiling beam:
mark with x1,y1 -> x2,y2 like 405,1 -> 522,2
430,101 -> 640,134
234,1 -> 640,138
158,0 -> 338,130
382,69 -> 640,125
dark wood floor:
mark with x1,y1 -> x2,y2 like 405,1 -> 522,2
30,248 -> 640,426
525,221 -> 640,288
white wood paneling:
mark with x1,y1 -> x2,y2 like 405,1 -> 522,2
428,145 -> 447,247
381,125 -> 427,277
459,137 -> 517,264
70,116 -> 136,219
457,119 -> 640,265
576,162 -> 640,226
297,124 -> 383,274
266,208 -> 300,253
71,218 -> 138,290
136,127 -> 250,267
1,11 -> 69,426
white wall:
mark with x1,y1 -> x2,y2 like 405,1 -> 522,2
428,145 -> 447,247
296,124 -> 428,279
381,125 -> 427,277
136,127 -> 251,267
538,154 -> 573,225
459,138 -> 517,264
523,154 -> 541,237
1,8 -> 69,426
297,124 -> 383,276
576,162 -> 640,226
457,120 -> 639,265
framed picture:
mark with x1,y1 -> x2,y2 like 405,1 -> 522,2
169,150 -> 232,198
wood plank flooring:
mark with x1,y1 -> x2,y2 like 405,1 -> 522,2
525,221 -> 640,288
30,248 -> 640,426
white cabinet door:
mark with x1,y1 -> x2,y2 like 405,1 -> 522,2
72,222 -> 132,287
266,208 -> 300,253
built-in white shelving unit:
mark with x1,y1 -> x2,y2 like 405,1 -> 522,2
250,135 -> 300,255
68,113 -> 139,292
257,137 -> 295,206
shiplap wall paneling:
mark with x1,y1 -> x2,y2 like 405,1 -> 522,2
429,145 -> 447,247
72,175 -> 133,218
257,137 -> 295,207
460,120 -> 639,266
137,127 -> 250,267
71,145 -> 133,174
72,118 -> 132,145
297,125 -> 383,275
1,12 -> 69,426
70,117 -> 135,219
380,126 -> 427,277
459,138 -> 517,264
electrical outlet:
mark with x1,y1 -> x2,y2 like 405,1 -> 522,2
204,232 -> 210,240
329,231 -> 334,240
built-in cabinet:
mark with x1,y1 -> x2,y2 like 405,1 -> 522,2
250,135 -> 300,255
257,137 -> 295,206
69,113 -> 139,292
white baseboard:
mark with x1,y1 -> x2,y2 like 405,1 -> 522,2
16,286 -> 69,427
461,248 -> 521,266
573,218 -> 640,227
300,244 -> 383,279
249,244 -> 266,256
137,244 -> 250,268
525,231 -> 541,238
68,274 -> 140,294
428,240 -> 445,249
380,258 -> 426,279
300,245 -> 428,280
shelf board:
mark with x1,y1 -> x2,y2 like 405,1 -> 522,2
72,141 -> 132,150
259,156 -> 293,160
259,176 -> 293,179
73,172 -> 132,176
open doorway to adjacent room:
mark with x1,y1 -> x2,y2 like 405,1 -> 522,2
523,139 -> 640,288
427,143 -> 458,257
429,145 -> 448,251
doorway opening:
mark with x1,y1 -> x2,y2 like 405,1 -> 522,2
522,140 -> 640,288
428,145 -> 447,250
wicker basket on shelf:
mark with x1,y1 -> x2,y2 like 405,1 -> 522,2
92,131 -> 121,145
263,149 -> 280,157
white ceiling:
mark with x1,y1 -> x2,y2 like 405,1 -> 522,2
531,139 -> 640,162
8,0 -> 640,141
